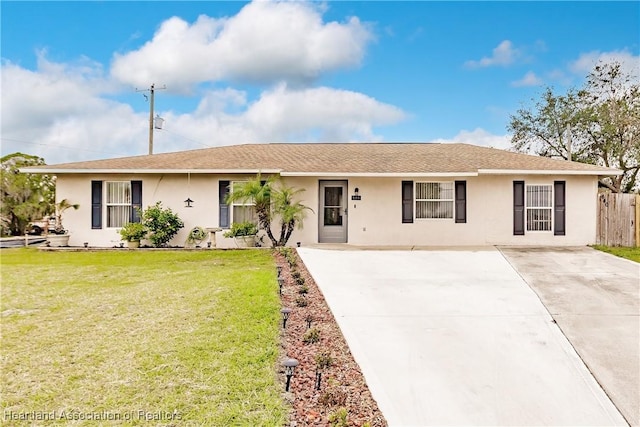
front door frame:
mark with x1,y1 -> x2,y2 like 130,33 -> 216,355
318,180 -> 348,243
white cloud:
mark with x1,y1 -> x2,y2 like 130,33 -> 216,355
569,50 -> 640,81
465,40 -> 520,68
1,55 -> 406,163
1,1 -> 407,164
433,128 -> 512,151
111,1 -> 373,91
153,84 -> 406,152
511,71 -> 543,87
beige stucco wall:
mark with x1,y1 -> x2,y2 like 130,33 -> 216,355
54,173 -> 598,248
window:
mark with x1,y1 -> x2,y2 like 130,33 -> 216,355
231,181 -> 257,224
107,181 -> 132,227
91,181 -> 142,230
526,185 -> 552,231
415,182 -> 454,219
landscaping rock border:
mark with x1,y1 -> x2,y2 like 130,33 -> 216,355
275,248 -> 387,427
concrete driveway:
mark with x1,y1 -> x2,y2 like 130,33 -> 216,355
500,247 -> 639,427
298,247 -> 628,426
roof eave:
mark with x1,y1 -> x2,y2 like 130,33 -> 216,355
477,168 -> 623,176
279,172 -> 479,177
19,168 -> 283,174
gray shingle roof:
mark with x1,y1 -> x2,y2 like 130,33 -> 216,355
24,143 -> 620,175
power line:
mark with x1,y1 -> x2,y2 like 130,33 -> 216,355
0,137 -> 128,156
156,128 -> 213,149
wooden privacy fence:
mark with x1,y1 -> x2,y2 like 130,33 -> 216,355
596,193 -> 640,247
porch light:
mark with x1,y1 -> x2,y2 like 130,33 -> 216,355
184,198 -> 194,208
278,277 -> 285,295
282,358 -> 299,392
276,265 -> 283,276
280,307 -> 292,328
351,187 -> 361,201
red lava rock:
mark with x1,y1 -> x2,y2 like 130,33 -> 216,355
276,249 -> 387,427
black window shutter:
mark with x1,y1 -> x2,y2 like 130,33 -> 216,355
131,181 -> 142,223
219,180 -> 230,228
554,181 -> 566,236
513,181 -> 525,235
91,181 -> 102,229
402,181 -> 413,223
455,181 -> 467,223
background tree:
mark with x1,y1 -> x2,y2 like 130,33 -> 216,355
508,61 -> 640,192
0,153 -> 55,236
226,175 -> 311,247
575,62 -> 640,192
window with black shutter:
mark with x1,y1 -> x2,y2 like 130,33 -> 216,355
554,181 -> 566,236
455,181 -> 466,223
131,181 -> 142,223
219,180 -> 230,228
402,181 -> 413,223
91,181 -> 102,229
513,181 -> 525,235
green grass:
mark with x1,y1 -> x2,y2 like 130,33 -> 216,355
1,249 -> 286,426
592,245 -> 640,262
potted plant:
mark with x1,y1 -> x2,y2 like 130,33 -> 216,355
118,222 -> 147,248
185,226 -> 207,248
47,199 -> 79,247
223,221 -> 257,248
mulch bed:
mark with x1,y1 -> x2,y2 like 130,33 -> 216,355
275,248 -> 387,427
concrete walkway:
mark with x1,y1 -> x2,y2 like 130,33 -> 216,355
500,247 -> 639,427
298,247 -> 627,426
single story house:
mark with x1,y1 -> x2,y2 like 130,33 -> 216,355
24,143 -> 621,247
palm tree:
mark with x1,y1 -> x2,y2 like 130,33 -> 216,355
273,186 -> 312,246
52,199 -> 79,234
226,174 -> 278,247
225,175 -> 311,247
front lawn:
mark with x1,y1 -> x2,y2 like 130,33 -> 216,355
1,249 -> 286,425
592,245 -> 640,263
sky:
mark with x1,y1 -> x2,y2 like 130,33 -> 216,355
1,1 -> 639,165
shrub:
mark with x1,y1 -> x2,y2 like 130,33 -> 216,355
303,327 -> 320,344
118,221 -> 147,242
223,221 -> 257,238
291,270 -> 302,280
315,351 -> 333,370
141,202 -> 184,247
298,285 -> 308,294
295,296 -> 308,307
328,407 -> 348,427
319,388 -> 347,408
295,276 -> 305,286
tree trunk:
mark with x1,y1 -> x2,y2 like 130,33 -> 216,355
257,209 -> 277,247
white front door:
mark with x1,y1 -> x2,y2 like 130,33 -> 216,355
318,180 -> 348,243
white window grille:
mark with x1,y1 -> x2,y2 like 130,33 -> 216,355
415,182 -> 454,219
526,185 -> 552,231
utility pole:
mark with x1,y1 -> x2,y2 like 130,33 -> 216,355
136,83 -> 166,155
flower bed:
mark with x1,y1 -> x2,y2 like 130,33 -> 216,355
275,248 -> 387,427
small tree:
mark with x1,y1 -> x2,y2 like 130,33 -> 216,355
52,199 -> 80,234
226,175 -> 311,247
1,153 -> 55,236
273,185 -> 311,246
141,202 -> 184,247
